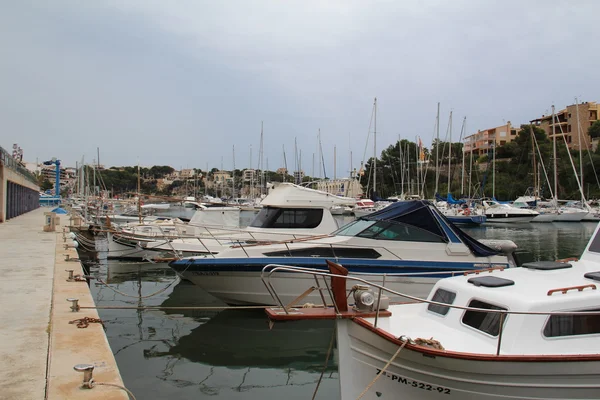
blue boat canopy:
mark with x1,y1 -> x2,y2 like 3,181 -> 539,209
361,200 -> 500,258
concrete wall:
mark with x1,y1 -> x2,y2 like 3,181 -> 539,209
0,165 -> 40,222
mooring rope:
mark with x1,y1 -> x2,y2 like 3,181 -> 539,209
311,325 -> 336,400
94,382 -> 137,400
355,340 -> 408,400
79,305 -> 273,311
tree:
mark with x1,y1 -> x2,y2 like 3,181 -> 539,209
40,179 -> 53,192
589,120 -> 600,139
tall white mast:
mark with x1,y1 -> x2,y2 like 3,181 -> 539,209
232,145 -> 236,199
447,111 -> 452,194
373,97 -> 377,196
576,98 -> 584,205
435,102 -> 440,194
552,105 -> 558,205
460,117 -> 466,196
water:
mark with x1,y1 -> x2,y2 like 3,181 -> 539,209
86,214 -> 598,399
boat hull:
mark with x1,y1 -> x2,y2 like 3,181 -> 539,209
530,212 -> 556,222
170,258 -> 509,305
445,215 -> 486,225
555,211 -> 588,222
337,319 -> 600,399
484,214 -> 536,223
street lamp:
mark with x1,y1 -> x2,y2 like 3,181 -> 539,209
43,157 -> 61,199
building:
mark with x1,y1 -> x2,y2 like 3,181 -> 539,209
531,101 -> 600,150
293,170 -> 305,184
242,169 -> 256,182
213,170 -> 231,185
316,178 -> 363,198
180,169 -> 195,179
463,122 -> 518,156
276,167 -> 288,176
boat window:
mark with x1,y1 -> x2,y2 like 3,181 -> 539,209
462,300 -> 507,336
249,207 -> 323,229
356,221 -> 446,243
588,230 -> 600,253
428,288 -> 456,316
264,247 -> 382,258
543,309 -> 600,337
333,220 -> 377,237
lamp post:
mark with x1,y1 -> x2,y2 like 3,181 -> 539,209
43,158 -> 61,200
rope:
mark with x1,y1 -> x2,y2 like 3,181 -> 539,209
80,305 -> 272,310
355,340 -> 407,400
94,382 -> 137,400
311,326 -> 336,400
94,275 -> 181,299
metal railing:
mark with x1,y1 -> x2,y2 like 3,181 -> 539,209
0,146 -> 39,186
261,264 -> 600,356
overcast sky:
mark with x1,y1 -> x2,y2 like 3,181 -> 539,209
2,0 -> 599,175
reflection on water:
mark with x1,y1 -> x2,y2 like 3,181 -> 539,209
89,259 -> 339,399
88,219 -> 598,399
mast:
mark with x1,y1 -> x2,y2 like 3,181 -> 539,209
492,125 -> 496,199
373,97 -> 377,196
576,98 -> 584,205
460,117 -> 466,196
552,105 -> 558,206
282,145 -> 287,182
447,111 -> 452,195
137,162 -> 141,224
530,124 -> 537,197
250,145 -> 253,199
415,136 -> 419,197
468,141 -> 473,199
399,134 -> 404,197
435,102 -> 440,194
334,145 -> 337,180
232,145 -> 236,199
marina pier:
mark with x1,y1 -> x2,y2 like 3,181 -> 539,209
0,208 -> 128,399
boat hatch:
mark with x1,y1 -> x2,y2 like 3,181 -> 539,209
522,261 -> 572,270
264,247 -> 382,259
584,271 -> 600,282
467,276 -> 515,288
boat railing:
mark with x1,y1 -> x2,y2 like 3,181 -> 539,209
261,263 -> 600,356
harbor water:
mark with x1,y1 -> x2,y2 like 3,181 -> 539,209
86,212 -> 598,399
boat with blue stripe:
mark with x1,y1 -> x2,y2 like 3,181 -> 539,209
169,200 -> 518,305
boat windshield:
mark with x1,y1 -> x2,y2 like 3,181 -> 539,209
334,220 -> 446,243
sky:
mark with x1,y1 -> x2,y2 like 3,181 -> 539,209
1,0 -> 599,176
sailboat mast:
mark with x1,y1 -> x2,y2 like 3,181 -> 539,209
447,111 -> 452,195
232,145 -> 236,199
530,124 -> 537,197
373,97 -> 377,196
576,98 -> 584,205
334,145 -> 337,180
435,102 -> 440,194
468,143 -> 473,199
492,125 -> 496,199
137,162 -> 141,224
461,117 -> 466,196
552,105 -> 558,205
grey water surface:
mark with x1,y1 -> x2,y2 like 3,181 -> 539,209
88,212 -> 598,399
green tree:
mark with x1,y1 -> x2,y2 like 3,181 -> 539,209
589,120 -> 600,139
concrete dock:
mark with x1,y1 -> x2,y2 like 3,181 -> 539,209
0,208 -> 128,399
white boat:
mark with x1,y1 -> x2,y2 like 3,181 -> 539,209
169,200 -> 518,305
483,200 -> 539,223
108,183 -> 353,260
266,221 -> 600,399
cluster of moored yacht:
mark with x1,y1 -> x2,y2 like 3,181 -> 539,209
69,182 -> 600,399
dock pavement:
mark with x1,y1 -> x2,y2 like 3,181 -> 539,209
0,208 -> 128,399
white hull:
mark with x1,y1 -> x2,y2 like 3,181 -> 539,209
107,232 -> 166,260
337,319 -> 600,399
582,212 -> 600,222
182,271 -> 438,306
530,212 -> 557,222
555,211 -> 588,222
484,215 -> 536,223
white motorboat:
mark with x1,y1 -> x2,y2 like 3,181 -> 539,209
169,200 -> 518,305
483,200 -> 539,223
108,183 -> 354,260
266,221 -> 600,399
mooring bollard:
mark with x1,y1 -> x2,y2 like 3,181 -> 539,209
67,298 -> 80,312
65,269 -> 74,281
73,364 -> 95,389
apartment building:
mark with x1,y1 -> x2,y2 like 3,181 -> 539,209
531,101 -> 600,150
463,122 -> 518,156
